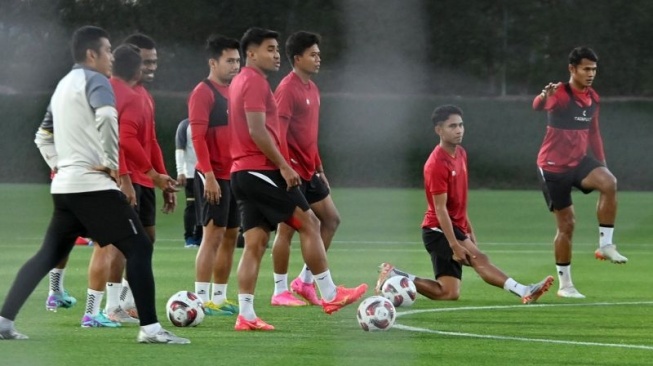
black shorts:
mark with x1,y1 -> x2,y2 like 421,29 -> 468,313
52,190 -> 144,247
194,171 -> 240,229
300,173 -> 330,205
133,183 -> 156,227
538,156 -> 604,211
422,226 -> 468,280
230,170 -> 310,232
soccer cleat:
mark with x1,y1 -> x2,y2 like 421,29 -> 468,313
75,237 -> 93,246
271,290 -> 307,307
81,313 -> 121,328
45,290 -> 77,311
106,307 -> 140,324
522,275 -> 554,304
322,284 -> 368,315
557,286 -> 586,299
375,263 -> 396,294
291,277 -> 321,305
215,299 -> 239,314
137,328 -> 190,344
184,238 -> 200,248
203,301 -> 232,316
0,328 -> 28,340
595,244 -> 628,264
234,315 -> 275,331
123,305 -> 139,319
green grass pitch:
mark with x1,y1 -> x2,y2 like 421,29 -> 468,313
0,184 -> 652,365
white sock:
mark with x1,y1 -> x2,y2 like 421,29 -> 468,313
0,316 -> 12,329
238,294 -> 256,321
195,282 -> 210,303
298,265 -> 314,283
503,278 -> 528,297
212,283 -> 227,304
120,278 -> 134,306
141,322 -> 162,335
556,264 -> 573,289
392,268 -> 416,282
313,270 -> 337,302
104,282 -> 122,312
599,226 -> 614,247
273,273 -> 288,296
84,289 -> 104,316
48,268 -> 65,295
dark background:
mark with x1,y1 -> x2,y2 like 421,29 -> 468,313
1,0 -> 651,189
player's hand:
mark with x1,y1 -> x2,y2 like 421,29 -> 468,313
176,174 -> 187,187
317,171 -> 330,190
540,82 -> 559,99
161,191 -> 177,214
280,165 -> 301,190
120,182 -> 137,207
92,165 -> 119,184
204,174 -> 221,205
450,242 -> 474,266
151,173 -> 179,193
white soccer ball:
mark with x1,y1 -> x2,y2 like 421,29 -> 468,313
381,276 -> 417,307
356,296 -> 396,331
166,291 -> 205,327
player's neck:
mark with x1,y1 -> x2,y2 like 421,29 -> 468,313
207,73 -> 229,87
116,76 -> 138,87
568,78 -> 588,92
292,68 -> 312,84
439,142 -> 457,157
245,63 -> 269,78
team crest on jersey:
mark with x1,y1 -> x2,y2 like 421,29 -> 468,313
452,170 -> 456,176
306,98 -> 310,105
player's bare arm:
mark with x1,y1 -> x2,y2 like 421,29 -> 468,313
119,174 -> 137,206
245,111 -> 300,188
146,169 -> 178,193
433,193 -> 473,265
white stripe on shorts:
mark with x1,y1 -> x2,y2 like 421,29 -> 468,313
248,171 -> 278,187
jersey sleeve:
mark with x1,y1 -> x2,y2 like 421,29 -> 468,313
120,96 -> 153,174
588,106 -> 606,162
189,85 -> 214,174
274,83 -> 294,119
175,119 -> 189,149
424,159 -> 449,195
85,72 -> 115,110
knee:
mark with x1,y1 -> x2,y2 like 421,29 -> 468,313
321,213 -> 341,233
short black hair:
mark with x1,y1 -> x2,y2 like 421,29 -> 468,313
240,27 -> 279,57
123,33 -> 156,50
206,34 -> 240,60
431,105 -> 463,126
569,46 -> 598,66
71,25 -> 109,63
285,31 -> 321,66
112,44 -> 142,81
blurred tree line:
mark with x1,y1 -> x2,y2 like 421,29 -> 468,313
1,0 -> 653,96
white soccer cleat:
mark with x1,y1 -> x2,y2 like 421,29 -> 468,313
137,328 -> 190,344
594,244 -> 628,264
557,286 -> 586,299
0,328 -> 28,340
375,263 -> 396,295
522,275 -> 554,304
106,307 -> 140,324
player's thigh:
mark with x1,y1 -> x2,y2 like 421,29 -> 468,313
422,228 -> 463,280
540,169 -> 574,211
579,166 -> 616,192
310,194 -> 340,224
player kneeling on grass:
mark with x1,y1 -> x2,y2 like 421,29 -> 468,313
376,105 -> 553,304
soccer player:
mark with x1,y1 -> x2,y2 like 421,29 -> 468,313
175,118 -> 202,248
532,47 -> 626,299
0,25 -> 188,343
117,33 -> 177,316
376,105 -> 554,304
270,31 -> 340,307
189,34 -> 241,315
228,27 -> 367,331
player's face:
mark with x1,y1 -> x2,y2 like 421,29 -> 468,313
212,48 -> 241,84
294,44 -> 321,75
92,38 -> 113,78
139,48 -> 158,83
250,38 -> 280,73
569,58 -> 597,88
436,114 -> 464,145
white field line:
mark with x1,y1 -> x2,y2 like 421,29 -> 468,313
394,301 -> 653,351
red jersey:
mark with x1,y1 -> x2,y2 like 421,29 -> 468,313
189,79 -> 232,180
532,83 -> 605,173
275,72 -> 322,181
128,84 -> 167,187
421,145 -> 469,234
110,78 -> 149,179
228,66 -> 287,172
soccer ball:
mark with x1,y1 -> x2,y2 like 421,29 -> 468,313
356,296 -> 396,331
166,291 -> 205,327
381,276 -> 417,307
